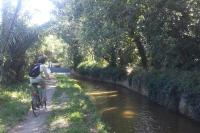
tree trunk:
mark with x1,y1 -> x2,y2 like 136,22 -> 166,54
134,35 -> 148,70
109,45 -> 117,67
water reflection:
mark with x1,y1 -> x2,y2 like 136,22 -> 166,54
86,91 -> 118,96
102,107 -> 118,113
133,111 -> 159,133
79,80 -> 200,133
122,110 -> 136,119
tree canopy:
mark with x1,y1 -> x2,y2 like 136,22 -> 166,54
52,0 -> 200,72
1,0 -> 200,83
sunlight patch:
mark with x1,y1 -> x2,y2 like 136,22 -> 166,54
122,110 -> 136,119
86,91 -> 118,96
52,101 -> 68,110
69,112 -> 83,122
50,116 -> 69,131
101,107 -> 118,114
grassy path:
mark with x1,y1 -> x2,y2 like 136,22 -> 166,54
0,83 -> 31,133
47,75 -> 108,133
8,79 -> 56,133
1,75 -> 108,133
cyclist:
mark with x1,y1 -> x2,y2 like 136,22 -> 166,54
29,56 -> 50,104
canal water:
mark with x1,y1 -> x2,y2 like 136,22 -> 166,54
78,79 -> 200,133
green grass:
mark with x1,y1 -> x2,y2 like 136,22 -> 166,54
0,82 -> 31,133
47,75 -> 108,133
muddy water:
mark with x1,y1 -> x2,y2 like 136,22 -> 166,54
79,80 -> 200,133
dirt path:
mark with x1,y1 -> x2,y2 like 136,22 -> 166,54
8,80 -> 57,133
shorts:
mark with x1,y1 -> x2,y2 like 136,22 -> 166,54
30,76 -> 45,85
30,77 -> 46,99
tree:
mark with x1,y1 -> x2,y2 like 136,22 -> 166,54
0,0 -> 40,83
143,0 -> 200,70
52,0 -> 200,72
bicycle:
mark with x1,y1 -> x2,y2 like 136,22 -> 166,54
31,83 -> 47,117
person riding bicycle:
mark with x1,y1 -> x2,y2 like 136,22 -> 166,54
29,56 -> 50,102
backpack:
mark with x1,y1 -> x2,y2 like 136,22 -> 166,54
29,63 -> 41,77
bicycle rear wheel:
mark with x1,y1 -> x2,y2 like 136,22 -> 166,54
31,95 -> 40,117
41,89 -> 47,109
44,97 -> 47,108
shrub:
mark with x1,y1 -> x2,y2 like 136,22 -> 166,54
130,70 -> 200,116
77,61 -> 126,81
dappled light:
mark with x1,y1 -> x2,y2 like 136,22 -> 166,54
101,107 -> 118,113
107,94 -> 118,98
86,91 -> 118,96
73,84 -> 82,90
50,116 -> 69,131
122,110 -> 136,119
69,111 -> 84,122
0,84 -> 30,132
52,101 -> 68,110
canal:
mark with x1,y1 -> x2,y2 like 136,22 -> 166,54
78,79 -> 200,133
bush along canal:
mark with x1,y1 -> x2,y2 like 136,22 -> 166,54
72,74 -> 200,133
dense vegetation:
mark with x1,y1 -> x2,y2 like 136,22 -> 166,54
1,0 -> 200,86
53,0 -> 200,71
0,0 -> 40,84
